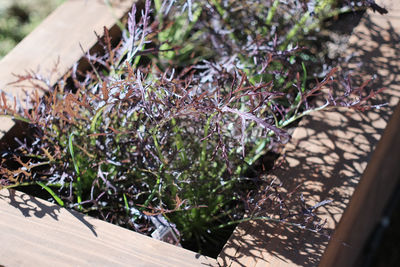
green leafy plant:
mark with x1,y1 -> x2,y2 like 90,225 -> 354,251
0,0 -> 387,256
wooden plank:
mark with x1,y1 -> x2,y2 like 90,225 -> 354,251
0,0 -> 136,139
319,84 -> 400,267
0,189 -> 215,266
218,0 -> 400,266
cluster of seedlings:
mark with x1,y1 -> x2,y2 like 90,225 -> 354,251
0,0 -> 387,256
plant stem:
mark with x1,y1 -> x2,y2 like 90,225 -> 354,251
265,0 -> 280,26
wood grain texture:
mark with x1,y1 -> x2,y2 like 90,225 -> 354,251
319,86 -> 400,267
0,189 -> 216,267
0,0 -> 135,139
218,0 -> 400,266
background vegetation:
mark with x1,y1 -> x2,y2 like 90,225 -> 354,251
0,0 -> 64,58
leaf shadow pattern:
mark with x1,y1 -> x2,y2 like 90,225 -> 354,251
0,189 -> 97,237
218,12 -> 400,267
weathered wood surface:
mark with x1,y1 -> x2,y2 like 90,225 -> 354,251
218,0 -> 400,266
0,189 -> 215,266
0,0 -> 135,139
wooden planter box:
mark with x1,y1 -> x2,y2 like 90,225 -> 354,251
1,1 -> 399,266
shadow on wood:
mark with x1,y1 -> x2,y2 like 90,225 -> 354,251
218,7 -> 400,267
